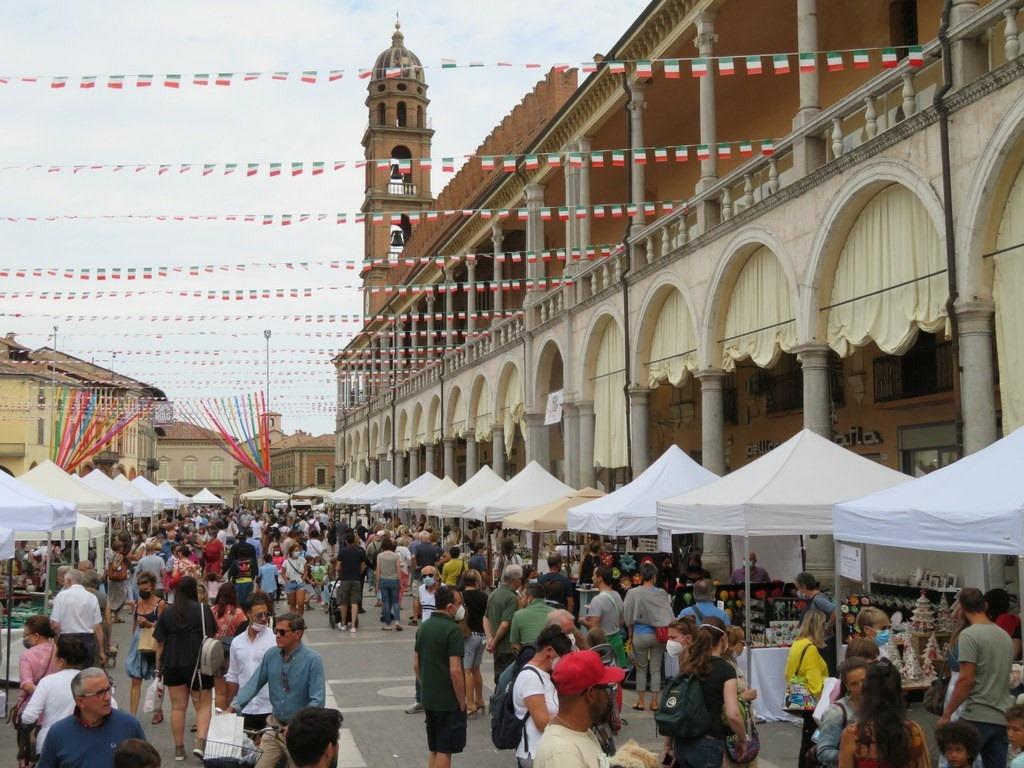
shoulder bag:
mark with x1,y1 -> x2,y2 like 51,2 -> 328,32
195,601 -> 226,679
783,643 -> 818,712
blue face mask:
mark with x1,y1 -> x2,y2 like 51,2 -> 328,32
874,629 -> 891,647
423,576 -> 435,587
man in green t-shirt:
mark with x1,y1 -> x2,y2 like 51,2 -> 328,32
510,582 -> 554,651
414,586 -> 467,768
484,563 -> 523,683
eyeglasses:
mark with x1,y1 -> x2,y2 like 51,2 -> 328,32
79,685 -> 115,699
275,628 -> 293,636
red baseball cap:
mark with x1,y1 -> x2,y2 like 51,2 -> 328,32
551,650 -> 626,696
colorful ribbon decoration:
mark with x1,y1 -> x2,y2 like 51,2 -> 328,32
51,387 -> 149,473
177,393 -> 271,486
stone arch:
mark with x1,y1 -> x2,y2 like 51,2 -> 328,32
535,338 -> 565,402
581,313 -> 628,470
369,421 -> 380,458
803,158 -> 946,343
445,385 -> 467,438
495,359 -> 525,456
634,275 -> 701,387
468,375 -> 493,440
397,409 -> 410,452
427,394 -> 442,444
411,402 -> 424,447
381,415 -> 393,456
578,304 -> 625,401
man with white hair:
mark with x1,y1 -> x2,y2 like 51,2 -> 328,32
484,564 -> 524,683
545,608 -> 585,649
49,568 -> 105,667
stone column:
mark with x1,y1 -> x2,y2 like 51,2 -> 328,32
424,442 -> 436,475
444,266 -> 455,348
393,319 -> 403,381
466,256 -> 477,334
491,221 -> 504,313
465,430 -> 479,477
577,400 -> 596,488
628,80 -> 647,240
425,293 -> 436,362
563,401 -> 581,488
577,138 -> 592,262
369,457 -> 379,483
951,0 -> 986,89
564,151 -> 578,257
491,426 -> 506,479
390,450 -> 402,486
957,301 -> 999,454
443,437 -> 456,480
524,183 -> 545,302
697,370 -> 727,475
524,412 -> 549,472
409,445 -> 420,480
694,12 -> 721,234
409,312 -> 419,371
796,344 -> 832,439
792,0 -> 825,176
628,387 -> 651,475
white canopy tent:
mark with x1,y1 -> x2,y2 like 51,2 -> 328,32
76,471 -> 154,517
112,475 -> 160,516
835,426 -> 1024,555
19,461 -> 125,518
0,471 -> 77,532
292,486 -> 330,499
405,477 -> 458,511
328,478 -> 360,504
386,473 -> 442,510
336,481 -> 374,504
331,481 -> 367,504
133,475 -> 179,509
569,444 -> 718,536
240,487 -> 290,502
0,528 -> 14,561
465,461 -> 574,523
350,480 -> 400,504
158,480 -> 191,504
191,487 -> 225,505
427,466 -> 505,518
657,430 -> 910,536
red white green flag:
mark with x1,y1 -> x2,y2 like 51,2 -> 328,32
611,150 -> 625,166
568,152 -> 584,168
798,53 -> 816,73
80,76 -> 96,89
244,72 -> 261,81
216,73 -> 232,86
419,158 -> 431,170
575,207 -> 588,220
441,58 -> 457,69
674,146 -> 689,162
610,205 -> 624,218
772,55 -> 790,74
626,204 -> 638,217
592,206 -> 606,219
636,60 -> 653,78
826,52 -> 844,72
546,153 -> 561,167
761,140 -> 775,156
581,62 -> 598,74
272,72 -> 289,81
203,164 -> 215,176
745,56 -> 763,75
608,61 -> 626,74
291,162 -> 303,176
50,77 -> 68,88
502,157 -> 516,172
718,143 -> 733,159
881,48 -> 898,68
718,57 -> 736,76
164,74 -> 181,88
643,202 -> 656,216
263,215 -> 273,226
908,46 -> 924,67
558,207 -> 569,221
663,59 -> 681,78
193,73 -> 209,85
691,58 -> 709,77
853,50 -> 870,68
696,144 -> 711,161
385,67 -> 402,79
590,151 -> 605,167
329,70 -> 344,81
246,163 -> 258,176
225,163 -> 238,175
301,71 -> 318,83
481,156 -> 496,171
179,163 -> 192,173
654,147 -> 668,162
269,163 -> 282,177
540,208 -> 552,221
524,155 -> 539,170
376,158 -> 391,169
358,69 -> 372,79
442,157 -> 455,172
281,214 -> 292,226
739,141 -> 753,157
159,165 -> 171,175
517,209 -> 529,221
312,162 -> 324,175
633,148 -> 648,164
136,74 -> 153,87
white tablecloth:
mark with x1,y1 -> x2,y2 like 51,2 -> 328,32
737,647 -> 800,723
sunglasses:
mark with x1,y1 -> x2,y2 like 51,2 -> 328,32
275,628 -> 294,636
79,685 -> 115,699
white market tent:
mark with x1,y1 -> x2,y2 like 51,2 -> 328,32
350,480 -> 399,504
78,471 -> 154,517
158,480 -> 191,504
292,486 -> 330,499
0,528 -> 14,561
406,477 -> 458,511
337,481 -> 374,504
569,444 -> 718,536
331,481 -> 367,504
835,426 -> 1024,556
387,473 -> 442,509
112,474 -> 160,516
465,461 -> 574,523
19,460 -> 124,518
0,470 -> 77,532
504,487 -> 605,533
657,430 -> 910,536
240,487 -> 290,502
427,466 -> 506,518
191,487 -> 225,505
134,475 -> 179,509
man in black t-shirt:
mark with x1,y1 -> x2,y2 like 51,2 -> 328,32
537,554 -> 575,614
335,534 -> 366,633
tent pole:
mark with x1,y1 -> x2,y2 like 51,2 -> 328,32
44,533 -> 52,606
744,536 -> 752,685
834,538 -> 843,672
983,554 -> 992,593
5,561 -> 13,697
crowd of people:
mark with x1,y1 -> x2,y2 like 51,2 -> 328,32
9,502 -> 1024,768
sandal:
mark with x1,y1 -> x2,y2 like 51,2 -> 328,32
151,711 -> 164,725
631,702 -> 646,711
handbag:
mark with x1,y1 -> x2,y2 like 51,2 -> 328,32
143,677 -> 165,713
138,626 -> 157,653
784,644 -> 818,712
655,626 -> 670,644
196,601 -> 227,678
923,659 -> 950,715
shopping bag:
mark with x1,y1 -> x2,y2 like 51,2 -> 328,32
812,677 -> 841,725
143,678 -> 164,713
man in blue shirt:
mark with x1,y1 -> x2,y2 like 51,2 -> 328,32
678,579 -> 731,625
37,667 -> 145,768
235,612 -> 327,768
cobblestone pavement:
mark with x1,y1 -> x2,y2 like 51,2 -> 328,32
1,589 -> 809,766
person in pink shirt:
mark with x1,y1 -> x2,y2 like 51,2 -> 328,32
15,616 -> 59,768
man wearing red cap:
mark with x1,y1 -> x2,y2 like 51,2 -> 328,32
534,650 -> 624,768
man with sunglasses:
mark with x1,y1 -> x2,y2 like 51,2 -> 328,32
36,667 -> 145,768
533,650 -> 625,768
234,612 -> 327,768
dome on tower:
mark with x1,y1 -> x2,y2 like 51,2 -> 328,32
372,21 -> 426,83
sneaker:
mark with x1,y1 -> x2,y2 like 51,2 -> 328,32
192,739 -> 206,759
350,626 -> 357,634
174,746 -> 186,762
405,703 -> 424,714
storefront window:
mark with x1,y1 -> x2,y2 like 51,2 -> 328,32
899,422 -> 959,476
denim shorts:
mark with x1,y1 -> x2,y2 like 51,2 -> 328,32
463,632 -> 485,668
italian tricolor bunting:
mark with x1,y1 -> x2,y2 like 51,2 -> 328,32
164,74 -> 181,88
194,74 -> 209,86
772,54 -> 790,74
590,152 -> 605,167
524,155 -> 539,170
441,59 -> 457,69
853,50 -> 870,68
674,146 -> 689,162
329,70 -> 344,81
881,48 -> 898,68
718,143 -> 732,159
216,73 -> 232,86
696,145 -> 711,161
225,164 -> 238,175
291,162 -> 303,176
761,140 -> 775,157
247,163 -> 258,176
137,74 -> 153,87
80,76 -> 96,89
691,58 -> 709,77
826,52 -> 844,72
745,56 -> 763,75
301,71 -> 317,83
798,53 -> 816,73
312,162 -> 324,175
611,150 -> 625,166
481,156 -> 495,171
654,147 -> 668,162
636,60 -> 653,77
269,163 -> 282,177
608,61 -> 626,74
502,156 -> 517,172
718,57 -> 735,76
442,157 -> 454,172
50,77 -> 67,88
739,141 -> 753,157
633,149 -> 647,165
546,154 -> 561,167
202,164 -> 215,176
664,59 -> 681,78
908,46 -> 924,67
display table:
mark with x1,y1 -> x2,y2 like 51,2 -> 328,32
737,647 -> 801,723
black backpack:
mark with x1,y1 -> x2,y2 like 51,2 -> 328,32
654,673 -> 712,740
490,645 -> 539,750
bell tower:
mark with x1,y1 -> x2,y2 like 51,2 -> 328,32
361,21 -> 434,318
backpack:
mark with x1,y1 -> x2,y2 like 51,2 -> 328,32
195,603 -> 227,678
654,673 -> 712,740
490,645 -> 538,750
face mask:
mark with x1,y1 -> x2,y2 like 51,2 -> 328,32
454,605 -> 466,622
666,639 -> 685,658
874,629 -> 891,647
22,637 -> 34,650
251,621 -> 269,634
566,633 -> 577,649
138,590 -> 152,599
422,576 -> 435,587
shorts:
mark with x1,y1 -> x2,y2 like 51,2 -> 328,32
162,665 -> 214,690
424,709 -> 467,755
285,580 -> 314,595
337,580 -> 362,606
463,633 -> 485,668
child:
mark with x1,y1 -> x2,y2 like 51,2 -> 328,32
259,553 -> 280,601
935,720 -> 980,768
1008,703 -> 1024,767
203,571 -> 221,605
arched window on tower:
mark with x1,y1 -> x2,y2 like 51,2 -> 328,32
396,101 -> 407,128
377,103 -> 386,127
389,145 -> 414,195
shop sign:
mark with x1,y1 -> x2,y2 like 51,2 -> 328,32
746,439 -> 781,458
839,543 -> 862,582
833,426 -> 883,447
544,389 -> 564,425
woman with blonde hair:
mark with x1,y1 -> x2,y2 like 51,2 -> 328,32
787,610 -> 830,768
854,606 -> 892,659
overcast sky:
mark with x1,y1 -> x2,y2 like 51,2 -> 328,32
0,0 -> 647,435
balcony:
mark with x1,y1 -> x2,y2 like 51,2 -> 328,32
387,181 -> 417,196
93,450 -> 119,466
874,339 -> 954,403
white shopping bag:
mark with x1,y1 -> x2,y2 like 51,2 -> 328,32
812,677 -> 841,725
206,711 -> 246,759
142,678 -> 164,713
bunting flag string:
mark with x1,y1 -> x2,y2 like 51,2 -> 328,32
3,308 -> 528,323
0,45 -> 925,93
177,393 -> 271,485
0,242 -> 622,280
50,387 -> 150,473
1,138 -> 775,178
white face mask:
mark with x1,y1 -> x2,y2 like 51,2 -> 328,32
454,605 -> 466,622
566,633 -> 577,649
251,621 -> 269,634
665,639 -> 685,658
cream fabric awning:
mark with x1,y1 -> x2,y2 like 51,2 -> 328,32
722,246 -> 796,370
995,165 -> 1024,433
473,380 -> 493,441
502,366 -> 524,456
414,410 -> 425,447
593,321 -> 627,469
430,402 -> 442,444
449,389 -> 468,439
827,184 -> 947,357
648,289 -> 698,387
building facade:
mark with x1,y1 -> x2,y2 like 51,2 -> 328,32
268,432 -> 336,494
336,0 -> 1024,579
156,422 -> 241,504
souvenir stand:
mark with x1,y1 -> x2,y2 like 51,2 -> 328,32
835,426 -> 1024,693
657,430 -> 910,721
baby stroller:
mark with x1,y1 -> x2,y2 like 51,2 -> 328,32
325,575 -> 344,629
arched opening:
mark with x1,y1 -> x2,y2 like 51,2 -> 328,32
377,102 -> 386,127
993,161 -> 1024,432
535,340 -> 565,480
470,376 -> 493,474
446,387 -> 468,483
428,395 -> 443,476
389,145 -> 414,195
396,101 -> 407,127
586,317 -> 627,489
496,363 -> 525,478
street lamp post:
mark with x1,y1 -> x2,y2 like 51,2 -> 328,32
264,330 -> 272,409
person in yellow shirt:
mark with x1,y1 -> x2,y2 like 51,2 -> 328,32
786,609 -> 829,768
441,547 -> 467,587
